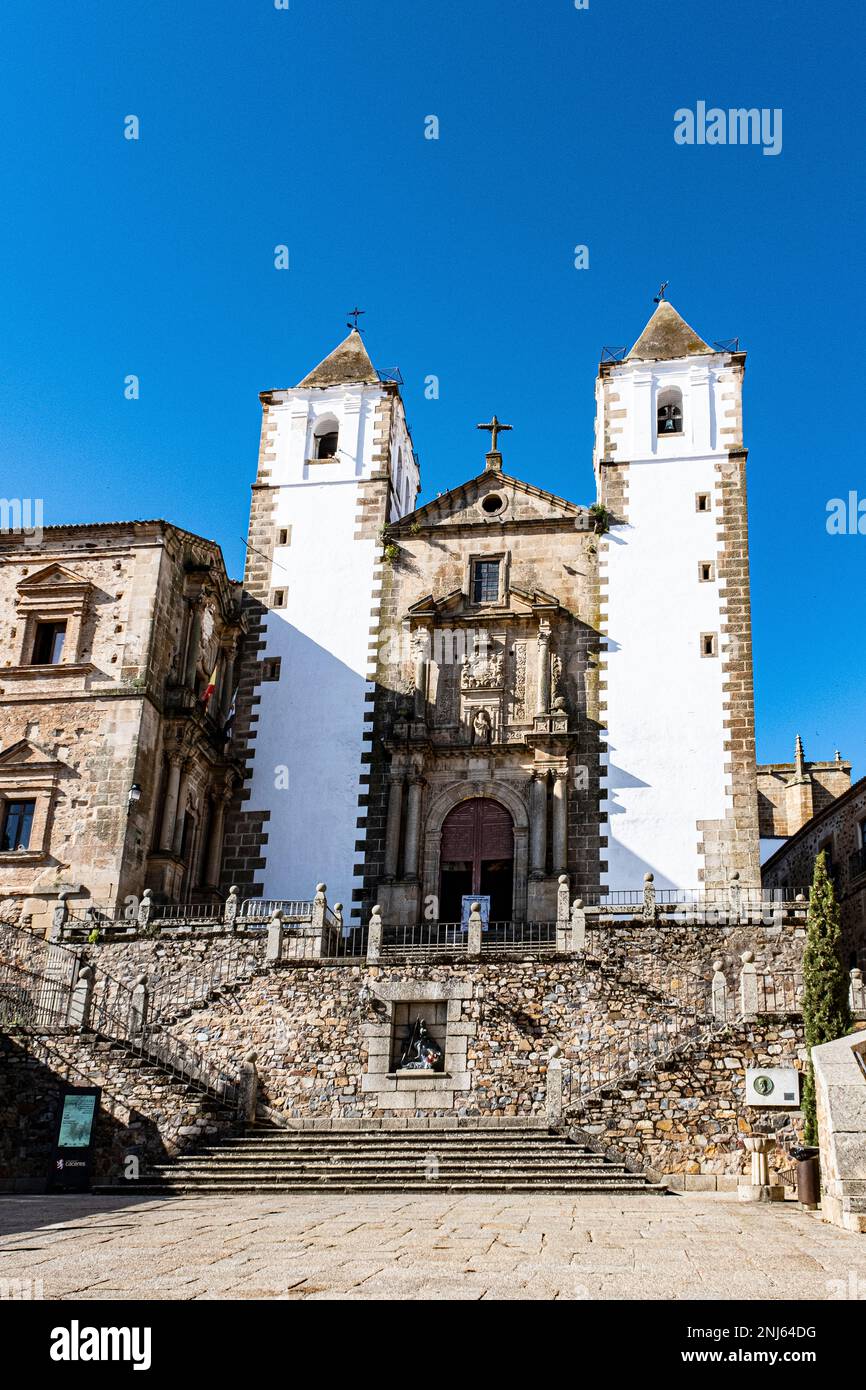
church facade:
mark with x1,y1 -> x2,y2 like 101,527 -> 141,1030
228,300 -> 762,924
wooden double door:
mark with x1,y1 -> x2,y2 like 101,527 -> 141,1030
439,798 -> 514,922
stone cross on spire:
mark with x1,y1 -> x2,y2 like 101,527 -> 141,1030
477,415 -> 512,471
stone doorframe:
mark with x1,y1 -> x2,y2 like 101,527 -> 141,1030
422,780 -> 530,923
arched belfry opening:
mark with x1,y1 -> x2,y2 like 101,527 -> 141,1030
657,386 -> 683,436
439,797 -> 514,922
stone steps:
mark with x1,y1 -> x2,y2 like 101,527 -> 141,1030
93,1125 -> 664,1196
108,1180 -> 657,1195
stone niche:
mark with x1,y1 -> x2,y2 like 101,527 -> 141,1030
362,979 -> 474,1111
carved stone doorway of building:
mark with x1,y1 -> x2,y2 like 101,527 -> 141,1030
439,798 -> 514,922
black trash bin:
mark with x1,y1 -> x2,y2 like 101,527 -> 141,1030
791,1145 -> 820,1209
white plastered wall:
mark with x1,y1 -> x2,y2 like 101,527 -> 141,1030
246,383 -> 415,920
598,356 -> 739,890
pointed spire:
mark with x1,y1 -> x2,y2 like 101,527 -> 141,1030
295,328 -> 380,389
627,300 -> 713,362
794,733 -> 805,778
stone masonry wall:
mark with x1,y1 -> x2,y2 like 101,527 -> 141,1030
572,1017 -> 807,1184
0,1029 -> 240,1191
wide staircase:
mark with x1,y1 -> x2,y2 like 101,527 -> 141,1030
97,1125 -> 666,1195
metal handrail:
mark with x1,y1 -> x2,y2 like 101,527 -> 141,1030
0,922 -> 239,1104
755,970 -> 804,1014
0,961 -> 73,1031
87,972 -> 239,1104
239,898 -> 313,924
143,939 -> 262,1021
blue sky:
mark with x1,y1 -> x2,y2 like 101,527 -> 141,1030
0,0 -> 863,773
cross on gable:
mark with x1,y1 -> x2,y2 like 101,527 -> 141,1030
476,415 -> 512,453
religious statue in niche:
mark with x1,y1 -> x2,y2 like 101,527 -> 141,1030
472,708 -> 493,744
198,603 -> 218,681
398,1018 -> 445,1072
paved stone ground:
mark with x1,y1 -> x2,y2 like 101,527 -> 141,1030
0,1192 -> 864,1300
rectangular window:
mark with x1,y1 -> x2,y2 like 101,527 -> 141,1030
1,799 -> 36,851
271,589 -> 287,608
696,493 -> 711,513
31,621 -> 66,665
700,632 -> 717,657
262,657 -> 281,682
472,560 -> 500,604
277,527 -> 291,547
698,561 -> 715,582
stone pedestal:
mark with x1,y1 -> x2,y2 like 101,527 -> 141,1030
738,1136 -> 784,1202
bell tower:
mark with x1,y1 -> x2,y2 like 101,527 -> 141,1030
224,328 -> 419,919
594,299 -> 760,890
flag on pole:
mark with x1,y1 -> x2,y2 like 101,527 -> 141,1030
201,662 -> 219,708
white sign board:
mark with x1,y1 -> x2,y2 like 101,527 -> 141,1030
745,1067 -> 800,1107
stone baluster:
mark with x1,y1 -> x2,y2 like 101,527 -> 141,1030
546,1043 -> 563,1129
403,777 -> 424,880
129,975 -> 149,1039
265,910 -> 284,963
739,950 -> 758,1020
51,891 -> 72,941
366,904 -> 383,963
529,770 -> 547,877
237,1050 -> 258,1123
467,900 -> 483,959
850,968 -> 866,1012
570,898 -> 586,953
67,965 -> 94,1031
223,884 -> 239,929
555,875 -> 570,952
551,769 -> 568,872
642,872 -> 657,923
137,888 -> 153,930
556,875 -> 570,926
711,958 -> 728,1021
384,772 -> 404,879
729,871 -> 742,921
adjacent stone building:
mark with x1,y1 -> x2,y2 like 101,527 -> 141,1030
0,521 -> 243,926
757,734 -> 852,861
762,771 -> 866,963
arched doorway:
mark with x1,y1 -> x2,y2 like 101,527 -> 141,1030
439,798 -> 514,922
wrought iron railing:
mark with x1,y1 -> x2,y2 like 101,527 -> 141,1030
755,970 -> 803,1015
149,902 -> 225,928
581,886 -> 808,914
87,977 -> 239,1105
277,924 -> 368,961
135,939 -> 263,1022
481,921 -> 557,952
239,898 -> 314,925
0,962 -> 73,1031
565,976 -> 720,1111
380,922 -> 468,956
0,923 -> 239,1104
